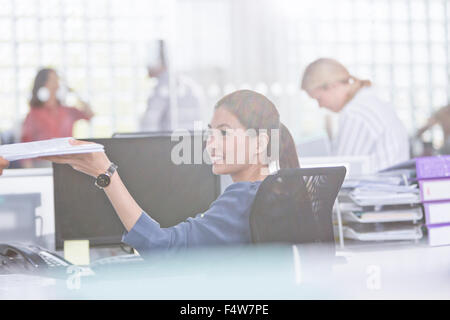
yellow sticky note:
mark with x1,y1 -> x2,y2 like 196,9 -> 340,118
64,240 -> 90,265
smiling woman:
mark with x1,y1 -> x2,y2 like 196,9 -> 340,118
42,90 -> 299,253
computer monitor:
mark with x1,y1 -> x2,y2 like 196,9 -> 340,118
53,135 -> 220,249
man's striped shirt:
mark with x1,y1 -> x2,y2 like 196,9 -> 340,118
332,87 -> 410,172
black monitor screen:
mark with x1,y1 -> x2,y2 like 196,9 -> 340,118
54,135 -> 220,249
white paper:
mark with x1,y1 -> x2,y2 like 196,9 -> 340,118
0,137 -> 104,161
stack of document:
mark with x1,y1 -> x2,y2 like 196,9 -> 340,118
345,177 -> 420,207
342,223 -> 423,242
342,207 -> 423,224
337,169 -> 424,244
0,137 -> 104,161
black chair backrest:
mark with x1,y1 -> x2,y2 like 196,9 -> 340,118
250,166 -> 346,245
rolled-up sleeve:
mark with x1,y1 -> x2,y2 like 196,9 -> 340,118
122,212 -> 172,251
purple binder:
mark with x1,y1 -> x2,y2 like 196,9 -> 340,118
416,156 -> 450,180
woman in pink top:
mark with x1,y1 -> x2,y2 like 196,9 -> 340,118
21,68 -> 94,143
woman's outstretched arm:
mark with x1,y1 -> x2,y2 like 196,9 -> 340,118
42,139 -> 142,231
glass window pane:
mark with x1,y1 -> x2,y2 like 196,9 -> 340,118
15,0 -> 37,17
373,44 -> 392,64
67,43 -> 87,67
393,66 -> 410,87
374,67 -> 391,85
393,89 -> 411,109
41,43 -> 64,67
411,22 -> 427,42
0,95 -> 15,125
355,45 -> 373,64
432,66 -> 448,86
41,18 -> 61,41
431,44 -> 447,63
391,0 -> 409,21
65,17 -> 85,42
414,89 -> 431,108
90,44 -> 110,68
0,44 -> 13,67
18,67 -> 36,94
354,22 -> 372,43
16,17 -> 37,41
91,68 -> 112,93
86,0 -> 109,18
429,23 -> 446,43
62,0 -> 85,17
411,45 -> 428,63
413,66 -> 429,86
429,0 -> 445,21
17,43 -> 39,67
432,89 -> 448,107
392,23 -> 409,43
393,44 -> 410,64
0,19 -> 12,41
0,0 -> 12,17
0,69 -> 15,93
410,0 -> 427,20
39,0 -> 61,18
372,21 -> 390,42
372,0 -> 389,20
88,19 -> 109,41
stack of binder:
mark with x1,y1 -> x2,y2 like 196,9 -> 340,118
382,156 -> 450,247
337,172 -> 424,245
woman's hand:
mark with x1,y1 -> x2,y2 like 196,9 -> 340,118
41,139 -> 111,178
0,157 -> 9,175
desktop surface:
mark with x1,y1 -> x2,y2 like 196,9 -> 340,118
1,243 -> 450,299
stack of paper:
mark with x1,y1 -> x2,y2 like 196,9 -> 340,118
337,167 -> 424,245
0,137 -> 104,161
342,207 -> 423,223
342,223 -> 423,241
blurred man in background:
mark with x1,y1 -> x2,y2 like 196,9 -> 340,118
140,40 -> 206,132
301,58 -> 409,172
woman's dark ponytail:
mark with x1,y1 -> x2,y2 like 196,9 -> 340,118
279,122 -> 300,169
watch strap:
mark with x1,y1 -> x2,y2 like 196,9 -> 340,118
106,162 -> 118,177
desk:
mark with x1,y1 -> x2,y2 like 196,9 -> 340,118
1,243 -> 449,299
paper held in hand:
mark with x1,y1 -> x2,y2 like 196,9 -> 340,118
0,137 -> 104,161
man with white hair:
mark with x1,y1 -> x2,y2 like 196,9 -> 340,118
301,58 -> 410,172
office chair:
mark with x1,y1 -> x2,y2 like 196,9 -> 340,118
249,166 -> 346,245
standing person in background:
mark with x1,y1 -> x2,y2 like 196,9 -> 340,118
416,104 -> 450,155
20,68 -> 94,167
140,40 -> 206,132
301,58 -> 410,172
21,68 -> 94,143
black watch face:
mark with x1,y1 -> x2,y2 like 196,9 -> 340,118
96,174 -> 111,188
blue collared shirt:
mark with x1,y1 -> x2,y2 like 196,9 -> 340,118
122,181 -> 261,252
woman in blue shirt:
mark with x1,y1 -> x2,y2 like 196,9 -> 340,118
44,90 -> 299,252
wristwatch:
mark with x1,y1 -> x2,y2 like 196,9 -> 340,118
95,163 -> 118,189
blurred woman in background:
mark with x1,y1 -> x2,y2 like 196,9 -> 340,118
21,68 -> 94,144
